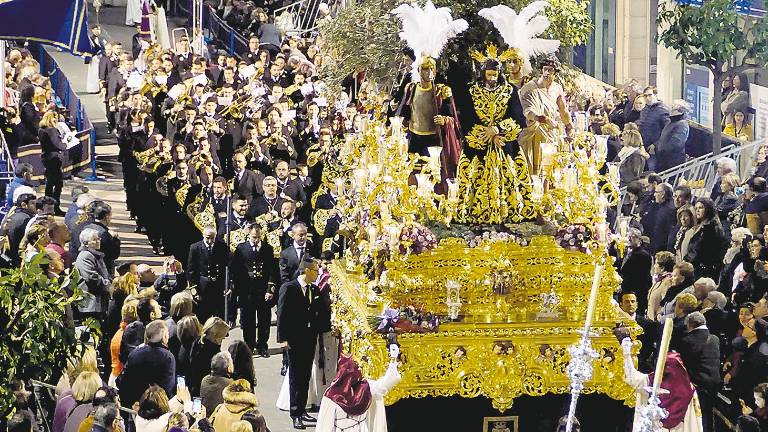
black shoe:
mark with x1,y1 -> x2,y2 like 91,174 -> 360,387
292,418 -> 305,429
299,414 -> 316,423
259,348 -> 270,358
54,208 -> 66,216
280,364 -> 287,376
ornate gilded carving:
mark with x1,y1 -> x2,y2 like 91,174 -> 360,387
330,237 -> 641,412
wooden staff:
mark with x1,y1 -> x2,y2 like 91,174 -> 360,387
653,318 -> 674,393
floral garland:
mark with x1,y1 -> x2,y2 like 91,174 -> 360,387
398,222 -> 439,255
463,230 -> 528,248
375,306 -> 440,333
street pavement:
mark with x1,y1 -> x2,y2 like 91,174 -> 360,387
47,5 -> 298,430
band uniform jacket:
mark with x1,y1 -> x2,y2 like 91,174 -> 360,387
231,240 -> 277,302
187,239 -> 228,297
232,169 -> 264,203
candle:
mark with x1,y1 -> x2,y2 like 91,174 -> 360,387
446,178 -> 459,200
354,168 -> 368,192
563,167 -> 577,192
390,116 -> 403,136
428,147 -> 442,173
378,138 -> 387,165
583,263 -> 602,332
380,202 -> 391,220
387,224 -> 401,250
653,318 -> 674,392
618,217 -> 629,238
334,178 -> 345,196
367,225 -> 379,244
415,173 -> 432,196
595,222 -> 608,244
593,135 -> 608,163
531,175 -> 544,201
369,163 -> 381,179
607,163 -> 620,186
541,142 -> 556,169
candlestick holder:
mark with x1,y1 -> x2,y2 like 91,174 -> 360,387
636,389 -> 669,432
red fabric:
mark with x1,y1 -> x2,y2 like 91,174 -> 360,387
324,355 -> 372,416
434,94 -> 463,180
648,352 -> 696,429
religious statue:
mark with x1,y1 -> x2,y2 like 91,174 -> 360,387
396,57 -> 462,178
456,56 -> 535,224
391,0 -> 468,179
477,2 -> 564,177
518,56 -> 573,175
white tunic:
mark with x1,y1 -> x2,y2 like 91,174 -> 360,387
315,362 -> 401,432
623,351 -> 703,432
125,0 -> 143,25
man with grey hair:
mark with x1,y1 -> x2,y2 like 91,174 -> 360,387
692,277 -> 717,304
187,225 -> 228,321
711,156 -> 739,201
200,351 -> 234,413
91,403 -> 120,432
118,319 -> 175,406
75,227 -> 112,317
679,311 -> 720,432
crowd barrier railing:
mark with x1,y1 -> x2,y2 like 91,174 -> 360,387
29,42 -> 98,181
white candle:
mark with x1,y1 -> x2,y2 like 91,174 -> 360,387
390,116 -> 403,136
446,178 -> 459,200
653,318 -> 674,392
584,263 -> 602,332
335,178 -> 345,196
531,175 -> 544,201
564,167 -> 578,192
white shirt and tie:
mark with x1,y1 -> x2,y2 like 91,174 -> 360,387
294,242 -> 305,261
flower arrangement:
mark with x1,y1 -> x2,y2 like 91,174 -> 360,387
398,222 -> 439,255
555,224 -> 593,253
375,306 -> 440,334
463,230 -> 528,248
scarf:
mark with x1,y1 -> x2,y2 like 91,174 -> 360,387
324,355 -> 372,416
617,146 -> 638,163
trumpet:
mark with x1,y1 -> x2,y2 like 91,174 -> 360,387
217,93 -> 256,119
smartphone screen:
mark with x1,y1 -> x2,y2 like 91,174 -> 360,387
177,376 -> 185,389
193,397 -> 202,414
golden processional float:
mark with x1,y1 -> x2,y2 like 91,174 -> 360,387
324,111 -> 642,413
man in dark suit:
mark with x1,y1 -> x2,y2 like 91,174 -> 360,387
618,228 -> 653,315
277,258 -> 321,429
248,176 -> 284,220
210,176 -> 230,222
0,193 -> 35,266
84,201 -> 121,277
619,291 -> 658,373
677,312 -> 721,432
187,226 -> 228,322
279,222 -> 310,286
274,160 -> 307,209
232,152 -> 264,203
231,223 -> 277,356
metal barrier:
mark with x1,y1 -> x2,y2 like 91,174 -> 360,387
30,42 -> 97,180
205,6 -> 249,56
614,139 -> 763,228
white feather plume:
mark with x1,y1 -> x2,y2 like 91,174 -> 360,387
392,1 -> 468,81
478,2 -> 560,66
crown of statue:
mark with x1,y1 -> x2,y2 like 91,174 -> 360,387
469,44 -> 523,65
418,55 -> 437,71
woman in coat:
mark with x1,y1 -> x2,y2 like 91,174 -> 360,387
188,317 -> 230,396
615,122 -> 649,187
655,100 -> 690,172
684,198 -> 728,279
210,379 -> 260,432
722,73 -> 750,123
714,173 -> 742,241
74,228 -> 112,319
38,110 -> 67,214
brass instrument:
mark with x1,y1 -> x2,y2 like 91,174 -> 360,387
216,93 -> 256,119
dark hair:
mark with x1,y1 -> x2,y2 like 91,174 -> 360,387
736,415 -> 761,432
92,386 -> 119,407
7,414 -> 32,432
137,298 -> 155,323
298,257 -> 316,273
748,177 -> 767,193
15,193 -> 35,207
673,184 -> 692,202
228,340 -> 256,388
733,73 -> 750,92
694,197 -> 718,222
241,410 -> 268,432
117,262 -> 135,276
19,86 -> 35,104
90,201 -> 112,220
14,163 -> 33,178
137,385 -> 169,420
645,172 -> 662,185
320,250 -> 334,261
35,196 -> 57,211
213,176 -> 227,185
402,47 -> 416,61
626,180 -> 643,197
655,251 -> 676,272
93,403 -> 120,429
